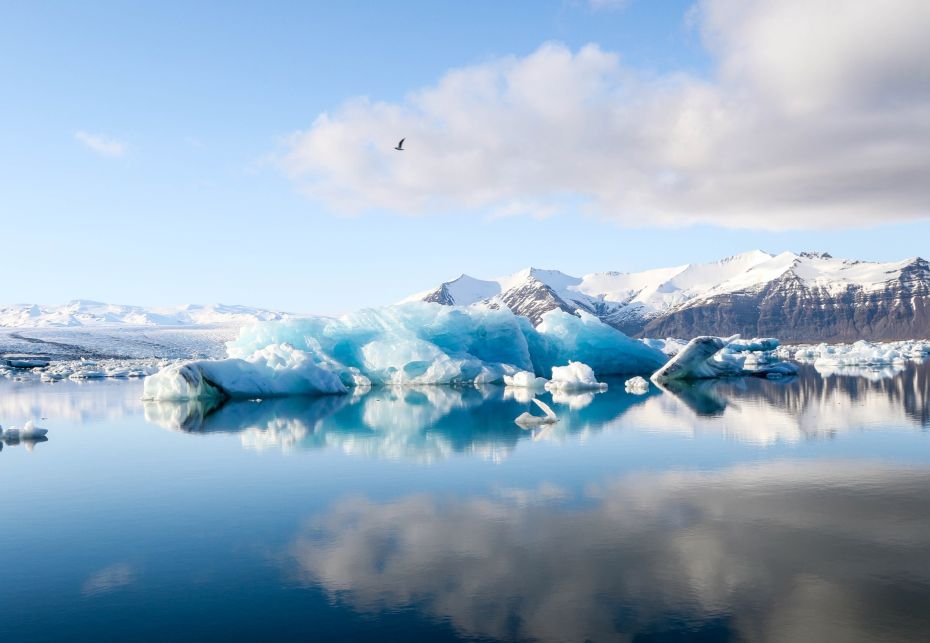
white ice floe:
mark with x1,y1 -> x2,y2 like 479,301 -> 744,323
624,376 -> 650,394
142,345 -> 348,401
142,303 -> 664,400
503,371 -> 548,388
791,340 -> 930,366
545,361 -> 608,392
651,335 -> 797,382
1,420 -> 48,443
514,398 -> 559,427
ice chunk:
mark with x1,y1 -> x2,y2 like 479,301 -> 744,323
514,398 -> 559,427
624,376 -> 650,394
142,344 -> 347,401
792,340 -> 930,366
652,335 -> 796,382
530,310 -> 667,376
3,355 -> 50,368
503,371 -> 548,388
545,361 -> 607,391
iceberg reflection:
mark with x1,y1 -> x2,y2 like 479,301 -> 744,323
143,384 -> 650,461
142,362 -> 930,455
631,363 -> 930,444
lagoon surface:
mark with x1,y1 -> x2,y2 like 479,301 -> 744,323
2,365 -> 929,642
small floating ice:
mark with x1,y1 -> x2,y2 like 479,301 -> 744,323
624,376 -> 650,394
503,371 -> 548,388
545,361 -> 607,392
514,398 -> 559,427
792,340 -> 930,366
1,420 -> 48,444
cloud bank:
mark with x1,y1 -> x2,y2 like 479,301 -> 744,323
282,0 -> 930,228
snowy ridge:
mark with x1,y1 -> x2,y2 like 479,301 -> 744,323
408,251 -> 930,340
0,300 -> 291,328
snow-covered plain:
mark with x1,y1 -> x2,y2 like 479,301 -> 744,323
0,300 -> 289,328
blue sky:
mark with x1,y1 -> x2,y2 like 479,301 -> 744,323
3,0 -> 929,312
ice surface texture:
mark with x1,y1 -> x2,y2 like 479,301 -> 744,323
144,303 -> 666,400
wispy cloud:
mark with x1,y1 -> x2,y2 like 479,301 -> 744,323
586,0 -> 632,11
281,0 -> 930,230
75,130 -> 126,157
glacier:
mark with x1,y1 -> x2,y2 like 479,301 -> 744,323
143,303 -> 667,401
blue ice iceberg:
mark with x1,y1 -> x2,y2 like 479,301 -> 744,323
143,303 -> 667,401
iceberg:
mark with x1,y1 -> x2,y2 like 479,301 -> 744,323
143,303 -> 666,400
624,376 -> 650,394
792,340 -> 930,366
545,361 -> 608,391
143,345 -> 347,401
651,335 -> 797,382
503,371 -> 548,388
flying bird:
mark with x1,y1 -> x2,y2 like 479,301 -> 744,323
394,138 -> 405,151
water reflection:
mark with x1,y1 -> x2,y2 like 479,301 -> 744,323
142,362 -> 930,456
144,386 -> 640,462
285,462 -> 930,642
637,363 -> 930,443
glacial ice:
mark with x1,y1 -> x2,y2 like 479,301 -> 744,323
142,345 -> 348,401
624,376 -> 650,394
504,371 -> 548,388
143,303 -> 666,400
639,338 -> 688,356
791,340 -> 930,366
514,398 -> 559,427
545,361 -> 608,391
651,335 -> 797,382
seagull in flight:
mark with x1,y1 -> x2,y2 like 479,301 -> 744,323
394,138 -> 405,151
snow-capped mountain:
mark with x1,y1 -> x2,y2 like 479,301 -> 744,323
406,251 -> 930,341
0,300 -> 290,328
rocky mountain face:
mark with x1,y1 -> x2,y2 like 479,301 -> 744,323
409,252 -> 930,341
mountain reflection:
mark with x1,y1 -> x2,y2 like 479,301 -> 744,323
142,362 -> 930,456
642,363 -> 930,443
285,462 -> 930,643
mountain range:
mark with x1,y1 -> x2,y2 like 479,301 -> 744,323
0,300 -> 288,328
405,251 -> 930,341
6,251 -> 930,342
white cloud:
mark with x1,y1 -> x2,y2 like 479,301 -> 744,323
75,130 -> 126,157
281,0 -> 930,229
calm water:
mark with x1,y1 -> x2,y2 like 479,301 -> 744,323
2,365 -> 929,642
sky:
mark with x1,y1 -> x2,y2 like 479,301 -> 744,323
2,0 -> 930,313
